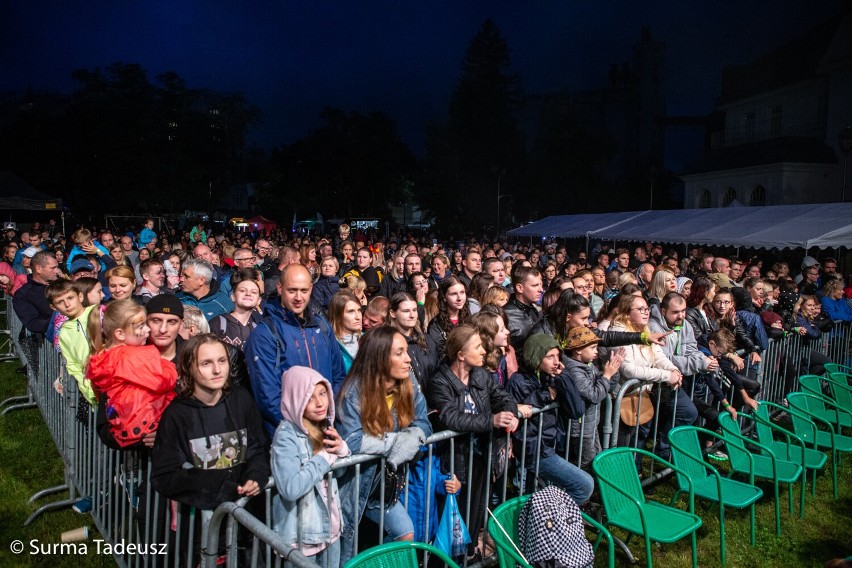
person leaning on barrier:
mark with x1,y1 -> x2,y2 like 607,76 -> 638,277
428,324 -> 518,561
506,333 -> 596,503
608,294 -> 683,462
336,327 -> 432,565
648,292 -> 702,460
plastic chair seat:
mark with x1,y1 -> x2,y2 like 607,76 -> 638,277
762,439 -> 827,471
344,541 -> 460,568
746,452 -> 803,484
812,430 -> 852,452
608,501 -> 702,544
692,476 -> 763,508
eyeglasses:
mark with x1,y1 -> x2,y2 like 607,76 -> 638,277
235,255 -> 256,262
713,300 -> 732,305
631,306 -> 650,314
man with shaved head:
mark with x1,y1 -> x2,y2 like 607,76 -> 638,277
245,264 -> 346,435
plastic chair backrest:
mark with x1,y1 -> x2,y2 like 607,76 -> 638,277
668,427 -> 708,489
718,414 -> 752,471
488,495 -> 530,568
798,375 -> 826,398
826,373 -> 852,410
344,541 -> 459,568
593,448 -> 645,519
824,363 -> 852,375
752,404 -> 776,446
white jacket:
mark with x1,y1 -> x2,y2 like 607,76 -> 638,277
609,322 -> 678,385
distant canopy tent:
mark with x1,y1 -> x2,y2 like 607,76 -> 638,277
0,171 -> 63,212
246,215 -> 277,233
507,203 -> 852,250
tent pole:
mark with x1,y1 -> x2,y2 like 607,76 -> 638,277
585,234 -> 590,257
61,211 -> 65,238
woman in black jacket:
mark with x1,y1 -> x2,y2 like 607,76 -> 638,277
428,324 -> 518,560
388,292 -> 439,394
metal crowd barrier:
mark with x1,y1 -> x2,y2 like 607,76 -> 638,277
4,289 -> 850,568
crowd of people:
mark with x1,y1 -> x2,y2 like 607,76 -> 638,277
4,218 -> 851,565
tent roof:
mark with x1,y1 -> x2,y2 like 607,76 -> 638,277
507,203 -> 852,250
0,171 -> 63,211
246,215 -> 276,225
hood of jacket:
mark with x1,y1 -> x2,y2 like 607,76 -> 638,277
279,365 -> 335,435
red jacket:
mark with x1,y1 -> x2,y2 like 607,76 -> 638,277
87,345 -> 177,448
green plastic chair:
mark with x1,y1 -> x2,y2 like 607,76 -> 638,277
824,363 -> 852,375
786,391 -> 852,439
717,413 -> 804,535
668,426 -> 763,566
592,447 -> 702,568
824,373 -> 852,414
800,374 -> 852,417
344,541 -> 460,568
749,402 -> 829,497
487,494 -> 616,568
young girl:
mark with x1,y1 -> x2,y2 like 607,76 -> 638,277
272,366 -> 350,567
87,299 -> 177,449
151,333 -> 268,509
75,276 -> 105,307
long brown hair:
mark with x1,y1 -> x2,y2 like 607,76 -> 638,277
176,334 -> 231,398
470,306 -> 506,372
340,327 -> 414,437
328,290 -> 362,338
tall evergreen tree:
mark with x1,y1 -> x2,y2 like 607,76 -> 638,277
422,19 -> 524,233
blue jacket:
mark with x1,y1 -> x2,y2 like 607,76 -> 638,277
403,453 -> 451,543
311,275 -> 340,312
176,278 -> 234,320
66,241 -> 110,273
271,420 -> 343,548
821,296 -> 852,323
12,276 -> 52,334
246,302 -> 346,435
736,309 -> 769,351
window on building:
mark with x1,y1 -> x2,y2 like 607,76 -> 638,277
750,185 -> 765,206
742,112 -> 755,142
698,189 -> 711,208
722,187 -> 736,206
770,106 -> 782,137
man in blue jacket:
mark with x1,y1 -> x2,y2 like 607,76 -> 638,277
246,263 -> 346,435
176,258 -> 234,320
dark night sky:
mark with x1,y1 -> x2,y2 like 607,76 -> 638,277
0,1 -> 841,166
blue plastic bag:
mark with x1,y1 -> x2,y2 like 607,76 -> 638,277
433,493 -> 471,558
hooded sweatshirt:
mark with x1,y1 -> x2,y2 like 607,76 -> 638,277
151,385 -> 269,510
271,366 -> 349,553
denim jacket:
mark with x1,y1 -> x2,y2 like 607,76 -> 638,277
336,376 -> 431,563
271,421 -> 344,547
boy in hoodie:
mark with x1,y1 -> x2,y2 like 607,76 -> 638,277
271,366 -> 350,567
506,333 -> 594,505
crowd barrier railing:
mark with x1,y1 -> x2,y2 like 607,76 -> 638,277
3,292 -> 850,568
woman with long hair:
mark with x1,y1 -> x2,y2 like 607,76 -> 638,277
387,292 -> 438,393
470,304 -> 521,389
685,276 -> 716,342
647,267 -> 677,305
426,275 -> 471,358
542,260 -> 558,289
105,264 -> 136,301
336,327 -> 431,564
299,243 -> 319,278
428,324 -> 518,561
467,272 -> 495,315
328,291 -> 363,373
609,294 -> 683,456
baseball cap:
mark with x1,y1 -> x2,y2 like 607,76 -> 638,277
145,294 -> 184,319
22,246 -> 40,258
69,259 -> 94,273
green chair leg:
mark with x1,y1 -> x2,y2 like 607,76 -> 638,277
749,502 -> 756,546
719,503 -> 727,566
773,480 -> 781,536
691,531 -> 698,568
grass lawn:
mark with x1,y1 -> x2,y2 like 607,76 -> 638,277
0,357 -> 850,568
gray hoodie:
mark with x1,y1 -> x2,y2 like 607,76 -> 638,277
649,304 -> 709,377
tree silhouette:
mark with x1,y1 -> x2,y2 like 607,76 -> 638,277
422,19 -> 525,233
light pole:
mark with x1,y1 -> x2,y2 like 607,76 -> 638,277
496,169 -> 510,237
839,126 -> 852,203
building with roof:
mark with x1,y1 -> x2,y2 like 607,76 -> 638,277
682,5 -> 852,207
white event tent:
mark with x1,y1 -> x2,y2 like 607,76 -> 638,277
506,203 -> 852,250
